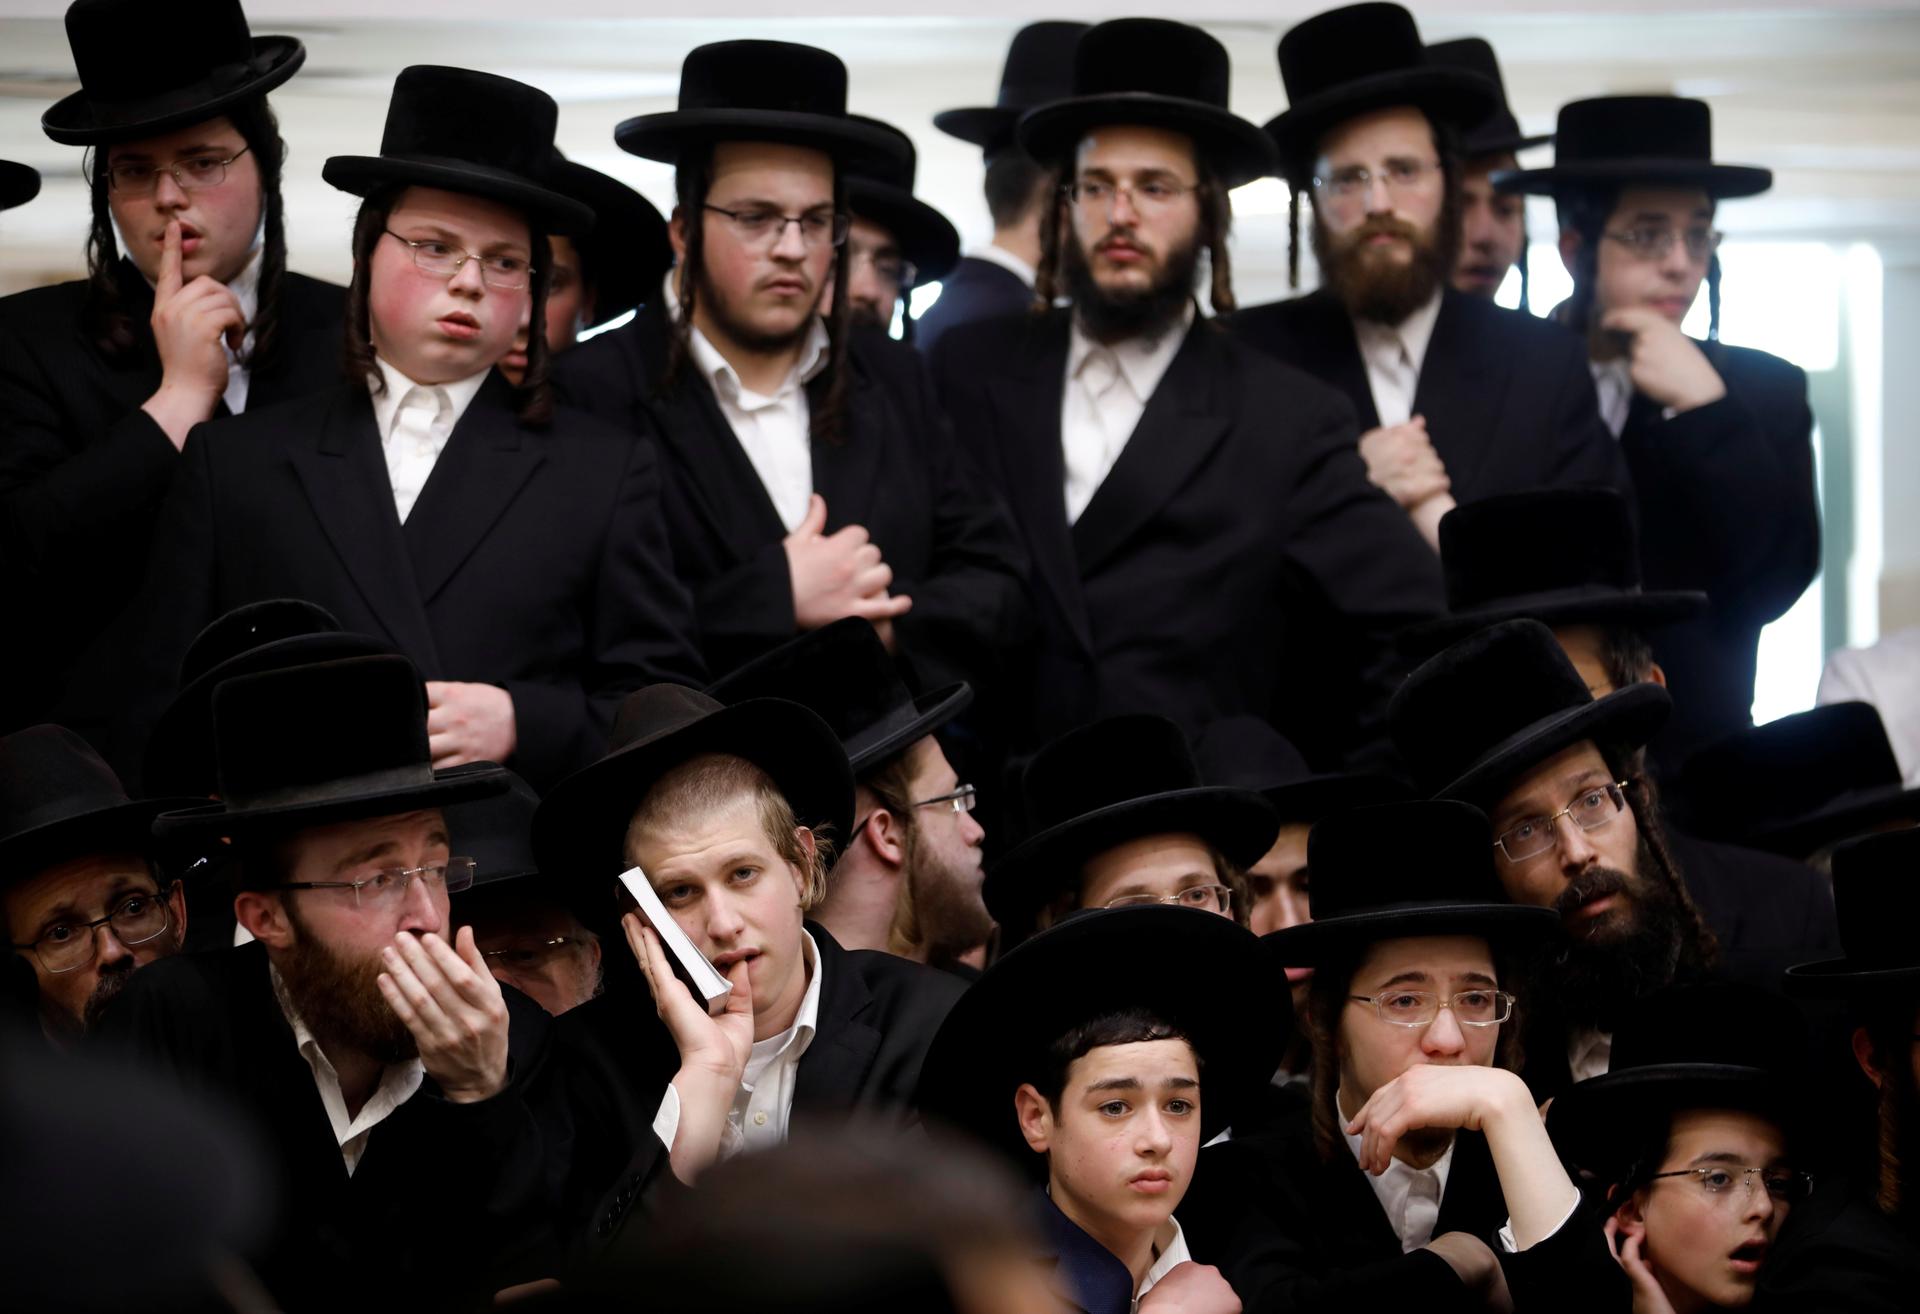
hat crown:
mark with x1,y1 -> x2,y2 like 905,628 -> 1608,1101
0,725 -> 135,847
1554,95 -> 1715,171
65,0 -> 256,104
375,66 -> 559,188
676,40 -> 849,118
1023,715 -> 1205,833
845,116 -> 918,191
1439,489 -> 1643,612
996,22 -> 1092,111
608,684 -> 729,754
1192,716 -> 1315,793
1305,800 -> 1507,921
1278,3 -> 1428,107
1609,981 -> 1808,1075
1829,829 -> 1920,970
1686,702 -> 1903,830
705,619 -> 915,763
445,772 -> 540,886
1071,18 -> 1233,109
178,598 -> 343,688
1425,37 -> 1527,152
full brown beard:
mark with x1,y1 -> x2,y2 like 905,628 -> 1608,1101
277,912 -> 418,1065
1314,211 -> 1453,325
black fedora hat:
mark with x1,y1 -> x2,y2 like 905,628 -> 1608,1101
1391,618 -> 1671,808
705,618 -> 971,777
934,21 -> 1091,156
1265,4 -> 1498,187
1424,37 -> 1551,158
1017,19 -> 1280,189
1494,95 -> 1772,200
1547,981 -> 1809,1179
0,725 -> 203,880
985,715 -> 1277,935
548,150 -> 672,332
324,66 -> 593,235
445,769 -> 541,891
1192,715 -> 1409,827
42,0 -> 305,147
1265,800 -> 1555,966
144,599 -> 393,797
1786,828 -> 1920,995
1402,489 -> 1709,656
1680,703 -> 1920,858
532,685 -> 853,926
615,41 -> 907,171
915,905 -> 1286,1174
845,117 -> 962,284
0,161 -> 41,211
154,654 -> 510,838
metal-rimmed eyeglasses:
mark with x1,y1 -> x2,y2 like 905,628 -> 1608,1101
1347,988 -> 1516,1029
1062,177 -> 1200,215
11,885 -> 176,973
1309,158 -> 1442,209
913,784 -> 977,815
1604,225 -> 1724,264
281,858 -> 477,910
481,935 -> 593,969
106,145 -> 251,195
1103,883 -> 1234,914
848,243 -> 919,292
1493,781 -> 1631,864
383,231 -> 534,290
1648,1165 -> 1814,1207
702,203 -> 850,250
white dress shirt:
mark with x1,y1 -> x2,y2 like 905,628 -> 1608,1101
1132,1217 -> 1194,1312
1353,290 -> 1443,428
270,964 -> 425,1176
1821,626 -> 1920,785
1569,1028 -> 1614,1083
664,270 -> 829,533
1590,357 -> 1636,438
650,931 -> 824,1161
368,355 -> 487,522
969,241 -> 1038,289
1344,1123 -> 1453,1252
1061,304 -> 1194,523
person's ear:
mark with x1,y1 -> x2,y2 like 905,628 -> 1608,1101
1852,1025 -> 1888,1090
790,826 -> 819,907
1558,227 -> 1582,279
1613,1192 -> 1648,1232
235,890 -> 294,950
1014,1083 -> 1054,1155
865,808 -> 909,871
166,881 -> 189,947
1646,661 -> 1668,689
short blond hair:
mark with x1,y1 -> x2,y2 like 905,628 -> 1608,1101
623,752 -> 833,910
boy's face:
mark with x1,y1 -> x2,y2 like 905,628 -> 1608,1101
105,115 -> 262,286
369,185 -> 532,385
1585,184 -> 1715,326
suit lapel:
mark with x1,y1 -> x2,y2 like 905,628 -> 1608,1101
401,372 -> 547,605
1296,291 -> 1379,430
792,929 -> 882,1120
1413,291 -> 1498,491
1320,1148 -> 1409,1259
288,386 -> 444,673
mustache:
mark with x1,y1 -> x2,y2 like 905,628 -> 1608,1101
1346,215 -> 1421,246
1553,866 -> 1630,920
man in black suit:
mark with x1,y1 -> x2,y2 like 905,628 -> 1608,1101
918,21 -> 1088,355
1497,94 -> 1821,767
931,18 -> 1441,766
0,0 -> 344,735
1236,4 -> 1623,552
1424,37 -> 1549,308
126,66 -> 704,790
843,116 -> 961,340
556,41 -> 1029,705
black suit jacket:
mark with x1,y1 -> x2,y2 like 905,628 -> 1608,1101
930,308 -> 1443,766
914,255 -> 1033,358
1667,829 -> 1840,991
1228,288 -> 1628,504
556,304 -> 1031,700
0,262 -> 344,733
1758,1179 -> 1920,1312
93,942 -> 559,1310
123,374 -> 704,788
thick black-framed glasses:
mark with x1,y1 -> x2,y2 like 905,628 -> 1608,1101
281,858 -> 477,910
703,204 -> 850,249
106,145 -> 251,195
12,884 -> 176,973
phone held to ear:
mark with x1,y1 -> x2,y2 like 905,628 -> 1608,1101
617,866 -> 734,1013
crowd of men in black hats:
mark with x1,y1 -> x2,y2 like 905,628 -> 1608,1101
2,1 -> 1915,1310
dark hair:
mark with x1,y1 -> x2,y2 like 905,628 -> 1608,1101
1030,1007 -> 1197,1111
1290,112 -> 1463,292
983,149 -> 1053,231
1861,1005 -> 1920,1220
343,189 -> 554,425
1556,185 -> 1722,341
1601,749 -> 1720,976
83,98 -> 290,369
1599,625 -> 1657,692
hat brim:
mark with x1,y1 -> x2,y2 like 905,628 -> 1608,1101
42,37 -> 305,146
152,761 -> 513,839
1494,159 -> 1773,201
1548,1063 -> 1796,1178
1266,68 -> 1499,184
1742,786 -> 1920,860
1265,900 -> 1557,967
1783,956 -> 1920,998
932,106 -> 1019,152
0,796 -> 211,882
614,109 -> 908,173
1462,130 -> 1554,159
985,787 -> 1278,932
322,156 -> 595,236
1437,682 -> 1672,809
845,683 -> 975,775
1019,94 -> 1280,189
0,161 -> 41,211
1401,588 -> 1711,659
846,180 -> 962,283
1261,773 -> 1410,826
550,158 -> 672,330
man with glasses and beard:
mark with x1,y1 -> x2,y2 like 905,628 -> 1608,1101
1232,4 -> 1622,554
842,116 -> 961,339
931,18 -> 1440,767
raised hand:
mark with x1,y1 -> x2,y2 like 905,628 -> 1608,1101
376,926 -> 510,1103
1345,1064 -> 1531,1174
141,218 -> 248,448
1603,1215 -> 1679,1314
1600,307 -> 1726,413
1358,417 -> 1450,511
425,681 -> 517,767
782,494 -> 914,632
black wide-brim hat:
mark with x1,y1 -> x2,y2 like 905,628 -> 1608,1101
445,770 -> 542,891
0,161 -> 42,211
847,179 -> 962,284
324,66 -> 593,235
532,685 -> 853,929
43,0 -> 305,147
1494,95 -> 1772,200
1017,18 -> 1280,190
549,152 -> 672,331
1424,38 -> 1551,158
0,725 -> 204,880
934,21 -> 1091,156
154,655 -> 511,839
1191,714 -> 1410,825
616,40 -> 907,171
915,905 -> 1286,1174
1265,4 -> 1498,187
1785,828 -> 1920,996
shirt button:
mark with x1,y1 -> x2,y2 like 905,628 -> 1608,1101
753,1112 -> 768,1127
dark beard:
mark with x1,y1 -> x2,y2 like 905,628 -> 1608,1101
1548,836 -> 1685,1033
1064,228 -> 1199,345
277,920 -> 418,1065
692,259 -> 824,354
905,830 -> 994,968
1313,211 -> 1451,326
79,956 -> 139,1032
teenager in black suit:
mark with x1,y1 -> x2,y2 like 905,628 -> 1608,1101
0,0 -> 343,735
126,66 -> 704,791
931,18 -> 1442,766
1498,95 -> 1821,768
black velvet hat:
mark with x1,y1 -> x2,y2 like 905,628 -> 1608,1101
1680,703 -> 1920,858
42,0 -> 305,146
1786,828 -> 1920,995
1390,618 -> 1671,808
915,905 -> 1286,1175
1494,95 -> 1772,200
935,21 -> 1091,157
1402,489 -> 1709,655
532,684 -> 853,927
1547,981 -> 1809,1179
705,618 -> 971,777
1264,800 -> 1555,967
844,117 -> 962,284
1264,4 -> 1498,187
985,715 -> 1277,937
445,769 -> 541,891
0,161 -> 41,211
1424,37 -> 1550,158
548,151 -> 672,332
1017,19 -> 1280,189
615,41 -> 907,171
145,599 -> 392,797
0,726 -> 202,881
153,654 -> 511,838
324,66 -> 594,235
1192,715 -> 1409,827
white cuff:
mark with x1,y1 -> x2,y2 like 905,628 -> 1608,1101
651,1082 -> 681,1153
1497,1186 -> 1582,1253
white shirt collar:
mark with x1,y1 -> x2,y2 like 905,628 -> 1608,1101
1568,1028 -> 1614,1083
743,929 -> 824,1086
662,268 -> 832,409
968,241 -> 1038,289
269,961 -> 425,1175
1352,288 -> 1443,372
1067,300 -> 1195,405
225,242 -> 263,328
368,354 -> 489,442
1133,1217 -> 1193,1310
1342,1120 -> 1456,1253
